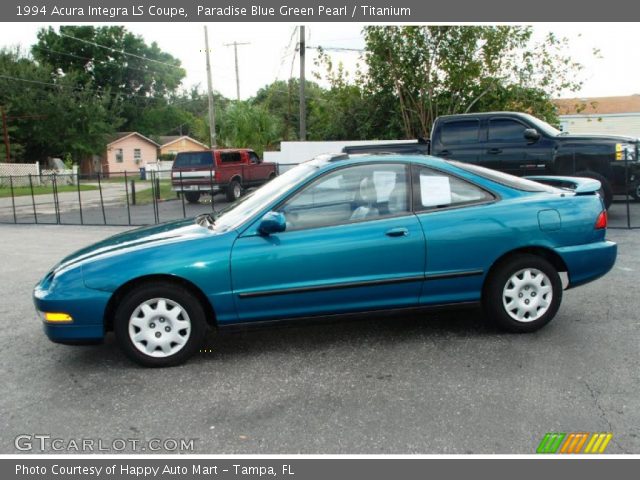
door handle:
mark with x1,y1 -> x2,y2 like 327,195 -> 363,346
385,227 -> 409,237
487,148 -> 502,154
439,150 -> 451,157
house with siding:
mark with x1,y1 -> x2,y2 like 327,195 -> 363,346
81,132 -> 160,176
157,136 -> 209,157
554,95 -> 640,138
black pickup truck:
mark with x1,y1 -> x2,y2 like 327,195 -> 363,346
343,112 -> 640,208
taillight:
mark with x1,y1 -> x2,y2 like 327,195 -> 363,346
595,210 -> 607,230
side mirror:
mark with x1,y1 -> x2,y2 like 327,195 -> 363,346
258,211 -> 286,235
524,128 -> 541,142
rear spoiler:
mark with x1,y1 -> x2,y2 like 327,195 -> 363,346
524,176 -> 601,194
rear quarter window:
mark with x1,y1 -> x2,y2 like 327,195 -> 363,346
447,160 -> 560,193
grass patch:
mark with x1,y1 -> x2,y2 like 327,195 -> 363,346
131,181 -> 176,205
0,184 -> 97,198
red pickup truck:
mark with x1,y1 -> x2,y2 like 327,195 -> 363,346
171,149 -> 277,203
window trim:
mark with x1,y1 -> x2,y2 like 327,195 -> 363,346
273,161 -> 414,233
487,117 -> 530,143
248,152 -> 260,164
114,148 -> 124,163
220,151 -> 242,164
411,164 -> 498,214
438,118 -> 481,145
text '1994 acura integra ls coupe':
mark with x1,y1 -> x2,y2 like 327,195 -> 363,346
34,154 -> 617,366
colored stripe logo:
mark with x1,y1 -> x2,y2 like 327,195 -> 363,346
537,432 -> 613,454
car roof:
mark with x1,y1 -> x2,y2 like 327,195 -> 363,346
436,111 -> 534,121
311,152 -> 448,169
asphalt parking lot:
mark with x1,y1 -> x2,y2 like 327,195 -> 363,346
1,224 -> 639,454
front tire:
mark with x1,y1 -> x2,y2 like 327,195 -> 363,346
483,254 -> 562,333
114,282 -> 209,367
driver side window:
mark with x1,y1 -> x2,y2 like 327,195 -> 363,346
279,163 -> 410,230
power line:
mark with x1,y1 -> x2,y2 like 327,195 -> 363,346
307,45 -> 365,52
31,45 -> 171,77
0,73 -> 187,105
59,32 -> 184,71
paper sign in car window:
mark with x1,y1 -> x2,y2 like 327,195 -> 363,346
373,171 -> 397,202
420,175 -> 452,207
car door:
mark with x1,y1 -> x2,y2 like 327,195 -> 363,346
432,118 -> 484,164
411,164 -> 498,306
230,162 -> 426,322
482,117 -> 554,176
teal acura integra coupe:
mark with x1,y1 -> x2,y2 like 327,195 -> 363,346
34,154 -> 617,366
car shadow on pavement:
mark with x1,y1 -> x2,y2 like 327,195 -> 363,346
54,307 -> 501,369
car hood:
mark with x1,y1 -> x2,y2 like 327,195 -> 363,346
556,133 -> 639,143
52,218 -> 218,274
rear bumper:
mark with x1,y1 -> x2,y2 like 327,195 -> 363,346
556,240 -> 617,288
172,184 -> 221,193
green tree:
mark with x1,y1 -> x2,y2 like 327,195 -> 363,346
0,47 -> 120,162
360,26 -> 584,138
218,102 -> 280,156
32,26 -> 186,130
252,79 -> 326,141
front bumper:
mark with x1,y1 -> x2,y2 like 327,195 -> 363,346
33,269 -> 112,345
556,240 -> 617,288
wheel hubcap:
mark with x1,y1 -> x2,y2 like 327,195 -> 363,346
128,298 -> 191,358
234,185 -> 241,198
502,268 -> 553,322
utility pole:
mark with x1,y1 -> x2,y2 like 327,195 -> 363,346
1,107 -> 9,162
298,25 -> 306,141
204,26 -> 217,148
224,41 -> 250,101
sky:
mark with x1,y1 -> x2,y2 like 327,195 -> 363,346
0,22 -> 638,101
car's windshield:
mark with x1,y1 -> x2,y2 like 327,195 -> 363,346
212,163 -> 319,232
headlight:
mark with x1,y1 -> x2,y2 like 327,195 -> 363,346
615,143 -> 636,161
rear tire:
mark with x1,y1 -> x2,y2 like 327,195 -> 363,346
631,183 -> 640,202
114,282 -> 209,367
483,254 -> 562,333
226,180 -> 242,202
575,171 -> 612,209
184,192 -> 200,204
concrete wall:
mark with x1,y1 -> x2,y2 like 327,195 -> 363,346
264,140 -> 417,172
106,136 -> 158,174
560,113 -> 640,138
